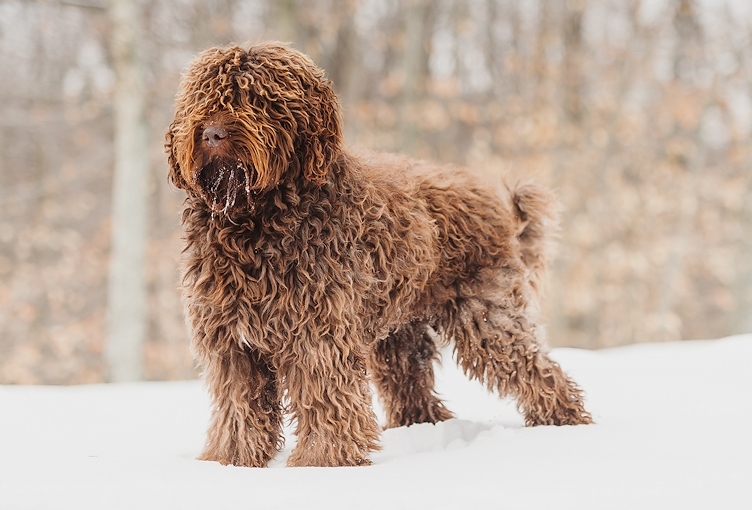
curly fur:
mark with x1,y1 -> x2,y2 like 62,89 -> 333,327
166,42 -> 592,468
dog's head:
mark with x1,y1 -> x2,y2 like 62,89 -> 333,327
165,42 -> 343,216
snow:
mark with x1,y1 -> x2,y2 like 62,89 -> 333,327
1,335 -> 751,509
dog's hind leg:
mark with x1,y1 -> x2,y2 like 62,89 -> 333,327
369,322 -> 454,429
198,343 -> 283,467
446,270 -> 592,426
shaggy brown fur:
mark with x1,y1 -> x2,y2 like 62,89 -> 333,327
166,42 -> 592,468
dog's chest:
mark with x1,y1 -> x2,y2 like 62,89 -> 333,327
186,197 -> 439,348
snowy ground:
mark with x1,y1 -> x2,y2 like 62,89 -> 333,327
1,335 -> 750,510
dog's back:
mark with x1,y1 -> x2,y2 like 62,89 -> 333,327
387,159 -> 559,298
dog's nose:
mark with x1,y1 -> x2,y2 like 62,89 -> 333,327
202,125 -> 228,147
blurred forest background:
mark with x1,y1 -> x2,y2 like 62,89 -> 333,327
1,0 -> 751,384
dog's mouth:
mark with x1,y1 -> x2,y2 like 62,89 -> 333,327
195,158 -> 258,217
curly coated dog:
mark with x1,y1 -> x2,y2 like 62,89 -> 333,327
165,42 -> 592,468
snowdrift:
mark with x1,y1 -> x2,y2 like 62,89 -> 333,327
1,335 -> 750,509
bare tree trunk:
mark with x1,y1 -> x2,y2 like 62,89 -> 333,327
324,1 -> 359,99
400,0 -> 433,154
324,0 -> 363,140
106,0 -> 148,382
562,0 -> 585,125
273,0 -> 298,43
654,0 -> 706,341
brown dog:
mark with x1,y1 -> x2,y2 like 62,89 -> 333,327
165,42 -> 591,467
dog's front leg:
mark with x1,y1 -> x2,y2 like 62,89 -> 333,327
279,327 -> 381,467
192,320 -> 283,467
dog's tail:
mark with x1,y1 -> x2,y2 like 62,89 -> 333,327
509,182 -> 560,298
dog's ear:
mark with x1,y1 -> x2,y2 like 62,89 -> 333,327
296,77 -> 343,185
165,122 -> 189,190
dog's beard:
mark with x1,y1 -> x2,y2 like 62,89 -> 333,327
195,157 -> 257,217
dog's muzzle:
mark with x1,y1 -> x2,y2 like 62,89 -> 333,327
196,158 -> 255,216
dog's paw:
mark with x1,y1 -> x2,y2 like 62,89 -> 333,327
526,404 -> 593,426
286,454 -> 372,468
286,442 -> 374,467
386,400 -> 455,429
198,444 -> 273,468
